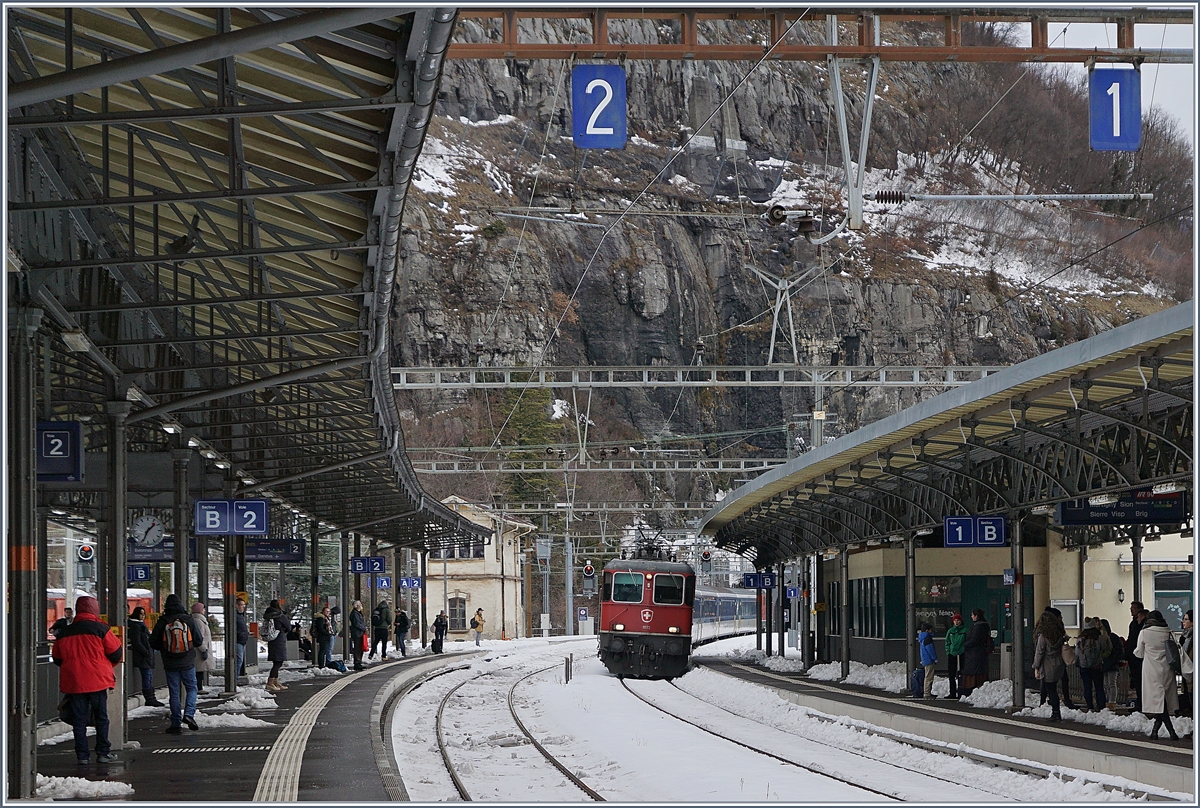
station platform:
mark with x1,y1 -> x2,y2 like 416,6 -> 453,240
698,658 -> 1195,795
36,652 -> 474,801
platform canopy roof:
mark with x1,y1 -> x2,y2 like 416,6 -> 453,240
701,303 -> 1193,569
8,7 -> 488,546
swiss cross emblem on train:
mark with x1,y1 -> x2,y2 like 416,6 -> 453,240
641,609 -> 654,623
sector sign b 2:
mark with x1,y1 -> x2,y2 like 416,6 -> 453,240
194,499 -> 269,535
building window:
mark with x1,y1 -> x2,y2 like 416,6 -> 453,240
430,543 -> 487,560
449,597 -> 467,630
1155,571 -> 1193,630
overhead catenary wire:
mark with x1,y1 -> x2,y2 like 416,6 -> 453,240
488,10 -> 813,453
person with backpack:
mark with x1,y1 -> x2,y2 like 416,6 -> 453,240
52,596 -> 123,764
128,606 -> 163,707
471,608 -> 486,647
394,609 -> 411,658
1075,617 -> 1108,711
262,600 -> 289,691
1135,610 -> 1180,739
1033,609 -> 1067,721
944,613 -> 967,699
960,608 -> 993,696
370,599 -> 393,659
235,597 -> 250,680
431,610 -> 448,654
149,593 -> 204,734
918,622 -> 938,698
192,603 -> 215,690
349,600 -> 367,670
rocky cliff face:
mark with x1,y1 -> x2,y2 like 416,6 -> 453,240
394,17 -> 1185,513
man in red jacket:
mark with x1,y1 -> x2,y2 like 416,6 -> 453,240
51,595 -> 123,765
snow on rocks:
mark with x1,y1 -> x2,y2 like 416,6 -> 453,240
35,773 -> 134,800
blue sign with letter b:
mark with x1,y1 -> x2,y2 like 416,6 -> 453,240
572,65 -> 626,149
1089,68 -> 1141,151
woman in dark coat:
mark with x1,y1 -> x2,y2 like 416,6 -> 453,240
263,600 -> 289,691
960,608 -> 992,696
128,607 -> 163,706
348,600 -> 368,671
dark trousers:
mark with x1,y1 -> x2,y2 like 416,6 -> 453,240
1080,667 -> 1106,709
68,691 -> 111,761
352,635 -> 365,667
269,661 -> 282,679
1129,659 -> 1143,709
137,665 -> 154,693
1059,675 -> 1075,707
947,654 -> 961,697
371,629 -> 389,658
1041,679 -> 1061,717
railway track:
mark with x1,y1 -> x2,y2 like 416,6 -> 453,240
617,676 -> 903,801
709,659 -> 1182,802
432,660 -> 604,801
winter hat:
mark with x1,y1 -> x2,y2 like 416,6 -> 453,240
74,595 -> 100,616
191,602 -> 205,614
952,613 -> 963,621
164,593 -> 183,611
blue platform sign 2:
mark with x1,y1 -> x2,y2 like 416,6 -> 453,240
195,499 -> 269,535
233,501 -> 269,535
350,556 -> 386,574
399,577 -> 422,589
572,64 -> 626,149
37,421 -> 84,482
1089,67 -> 1141,151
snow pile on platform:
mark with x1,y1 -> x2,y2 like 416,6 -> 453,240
193,710 -> 273,729
207,686 -> 277,712
35,774 -> 134,800
38,726 -> 89,746
1017,701 -> 1194,737
807,660 -> 911,692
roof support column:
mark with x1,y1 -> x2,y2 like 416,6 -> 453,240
1132,531 -> 1143,604
1010,512 -> 1026,711
778,562 -> 787,659
172,448 -> 191,602
340,533 -> 350,661
105,400 -> 131,751
800,556 -> 812,667
7,304 -> 41,799
840,549 -> 851,680
905,533 -> 917,681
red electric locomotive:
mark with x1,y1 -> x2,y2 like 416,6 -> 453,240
598,556 -> 695,678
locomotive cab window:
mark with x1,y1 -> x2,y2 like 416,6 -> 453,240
653,574 -> 686,605
611,572 -> 644,603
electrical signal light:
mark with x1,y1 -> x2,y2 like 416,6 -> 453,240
582,564 -> 595,578
700,550 -> 712,563
77,544 -> 95,562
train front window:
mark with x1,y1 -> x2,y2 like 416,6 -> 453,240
653,574 -> 685,605
611,572 -> 644,603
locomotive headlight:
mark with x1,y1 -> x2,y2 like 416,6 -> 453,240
613,623 -> 625,631
668,626 -> 679,633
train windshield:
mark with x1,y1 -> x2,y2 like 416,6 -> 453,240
653,574 -> 686,605
611,572 -> 644,603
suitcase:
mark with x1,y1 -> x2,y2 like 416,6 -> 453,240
431,637 -> 443,654
910,666 -> 925,698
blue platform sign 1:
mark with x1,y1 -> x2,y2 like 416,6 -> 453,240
944,516 -> 974,547
126,564 -> 152,583
742,572 -> 760,589
194,500 -> 232,534
1089,67 -> 1141,151
786,586 -> 800,600
245,539 -> 304,563
37,421 -> 84,482
572,64 -> 626,149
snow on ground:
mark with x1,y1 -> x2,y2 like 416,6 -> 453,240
35,773 -> 134,800
715,637 -> 1194,737
389,635 -> 1184,802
